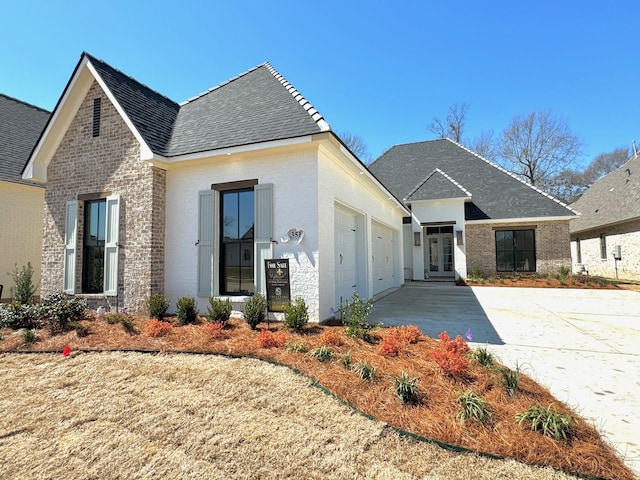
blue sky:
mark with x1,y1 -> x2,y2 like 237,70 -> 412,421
2,1 -> 638,164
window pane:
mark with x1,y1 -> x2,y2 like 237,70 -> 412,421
223,192 -> 239,241
495,229 -> 535,272
238,190 -> 254,240
83,199 -> 106,293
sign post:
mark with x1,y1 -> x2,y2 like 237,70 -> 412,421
264,259 -> 291,312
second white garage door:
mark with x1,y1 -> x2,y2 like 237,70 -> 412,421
372,221 -> 395,295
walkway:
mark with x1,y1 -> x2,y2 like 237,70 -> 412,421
369,282 -> 640,475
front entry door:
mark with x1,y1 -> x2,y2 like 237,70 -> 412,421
424,226 -> 454,277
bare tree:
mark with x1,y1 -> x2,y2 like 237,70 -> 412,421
428,102 -> 468,143
338,131 -> 371,163
582,146 -> 630,183
497,110 -> 583,188
467,130 -> 497,161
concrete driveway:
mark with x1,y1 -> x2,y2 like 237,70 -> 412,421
369,282 -> 640,475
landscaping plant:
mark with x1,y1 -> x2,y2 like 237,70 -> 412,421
470,345 -> 495,367
457,390 -> 491,424
516,404 -> 573,441
431,331 -> 469,376
147,294 -> 170,320
243,293 -> 266,330
207,297 -> 232,325
283,297 -> 309,330
309,345 -> 334,362
339,292 -> 379,342
144,319 -> 173,337
176,296 -> 198,324
498,364 -> 521,398
393,371 -> 419,404
202,321 -> 224,339
8,262 -> 37,304
256,329 -> 286,348
352,360 -> 377,381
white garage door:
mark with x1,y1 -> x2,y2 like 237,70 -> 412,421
335,207 -> 358,306
372,222 -> 394,295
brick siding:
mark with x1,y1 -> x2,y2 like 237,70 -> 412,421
465,220 -> 572,277
41,81 -> 165,312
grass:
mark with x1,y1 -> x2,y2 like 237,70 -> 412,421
0,316 -> 635,480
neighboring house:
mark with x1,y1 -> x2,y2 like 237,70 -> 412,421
22,52 -> 407,321
369,139 -> 576,280
569,152 -> 640,280
0,94 -> 50,301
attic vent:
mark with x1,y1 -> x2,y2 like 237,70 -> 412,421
92,97 -> 101,137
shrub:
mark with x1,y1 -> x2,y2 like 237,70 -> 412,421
257,329 -> 286,348
516,404 -> 573,441
283,297 -> 309,330
0,301 -> 40,329
286,341 -> 309,353
9,262 -> 37,304
470,346 -> 495,367
147,294 -> 170,320
243,293 -> 266,330
557,265 -> 571,280
339,292 -> 379,342
309,345 -> 334,362
144,319 -> 173,337
498,364 -> 521,398
202,321 -> 225,339
176,296 -> 198,325
385,325 -> 422,344
457,390 -> 491,424
377,336 -> 404,356
39,293 -> 87,334
431,331 -> 469,376
352,360 -> 377,381
469,266 -> 483,281
207,297 -> 232,325
21,328 -> 37,344
320,329 -> 343,346
73,322 -> 91,338
393,371 -> 419,404
104,311 -> 136,332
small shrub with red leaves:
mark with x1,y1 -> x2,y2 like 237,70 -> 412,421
386,325 -> 422,344
431,331 -> 470,376
143,319 -> 173,337
377,335 -> 404,356
320,329 -> 343,346
202,321 -> 225,339
257,329 -> 287,348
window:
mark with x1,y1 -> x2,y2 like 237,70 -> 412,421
82,199 -> 106,292
220,189 -> 255,295
600,234 -> 607,259
576,238 -> 582,264
495,229 -> 536,272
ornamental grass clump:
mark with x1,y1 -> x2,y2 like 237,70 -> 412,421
431,331 -> 469,377
20,328 -> 37,344
352,360 -> 377,381
498,364 -> 521,398
392,371 -> 419,405
457,390 -> 491,424
286,341 -> 309,353
470,345 -> 496,368
516,404 -> 573,441
309,345 -> 334,362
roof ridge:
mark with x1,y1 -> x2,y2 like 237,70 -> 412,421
433,167 -> 473,197
263,63 -> 331,132
404,169 -> 437,201
443,138 -> 579,215
0,93 -> 50,114
179,62 -> 267,106
404,168 -> 472,201
83,52 -> 179,108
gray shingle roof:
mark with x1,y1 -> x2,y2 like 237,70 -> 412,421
569,153 -> 640,233
405,168 -> 472,201
85,54 -> 327,157
0,94 -> 50,186
369,138 -> 575,221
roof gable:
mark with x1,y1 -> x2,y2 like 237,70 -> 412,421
0,94 -> 49,186
369,138 -> 575,221
570,153 -> 640,233
405,168 -> 472,201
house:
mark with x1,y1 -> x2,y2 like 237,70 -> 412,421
569,152 -> 640,280
0,94 -> 50,301
368,139 -> 576,280
22,52 -> 407,321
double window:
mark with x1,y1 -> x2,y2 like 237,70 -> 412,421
495,229 -> 536,272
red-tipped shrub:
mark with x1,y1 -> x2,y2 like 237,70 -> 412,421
377,336 -> 404,356
387,325 -> 422,344
432,331 -> 469,376
320,329 -> 343,346
143,319 -> 173,337
257,329 -> 287,348
202,321 -> 225,339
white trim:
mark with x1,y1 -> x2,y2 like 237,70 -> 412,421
466,215 -> 576,225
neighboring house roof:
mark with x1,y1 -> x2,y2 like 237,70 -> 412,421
85,53 -> 329,157
369,138 -> 576,221
570,153 -> 640,234
0,94 -> 49,186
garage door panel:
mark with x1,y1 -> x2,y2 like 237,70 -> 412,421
372,222 -> 395,295
335,208 -> 357,305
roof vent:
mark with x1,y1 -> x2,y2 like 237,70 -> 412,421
92,97 -> 101,137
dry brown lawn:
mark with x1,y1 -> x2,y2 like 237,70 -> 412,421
0,316 -> 635,480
